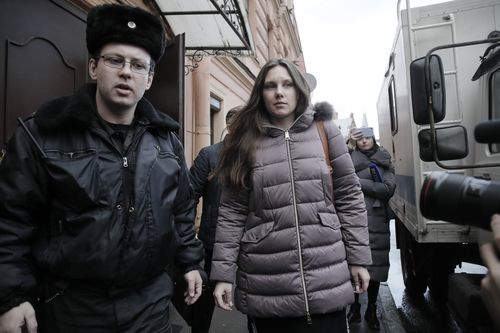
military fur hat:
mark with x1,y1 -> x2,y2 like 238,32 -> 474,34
86,4 -> 166,62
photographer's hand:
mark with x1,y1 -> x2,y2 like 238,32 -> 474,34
350,128 -> 363,142
346,128 -> 363,151
480,214 -> 500,331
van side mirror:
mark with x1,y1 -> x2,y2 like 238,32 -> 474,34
418,126 -> 468,161
410,54 -> 446,125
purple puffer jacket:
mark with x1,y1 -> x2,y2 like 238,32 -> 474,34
210,105 -> 371,318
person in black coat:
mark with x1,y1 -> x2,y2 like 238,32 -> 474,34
188,106 -> 240,333
0,5 -> 203,333
347,127 -> 396,331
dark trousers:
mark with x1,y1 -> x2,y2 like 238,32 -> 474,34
251,309 -> 347,333
191,250 -> 216,333
353,280 -> 380,306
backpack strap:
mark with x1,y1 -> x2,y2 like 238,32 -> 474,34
316,121 -> 332,175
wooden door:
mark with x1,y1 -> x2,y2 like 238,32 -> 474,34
145,33 -> 185,143
0,0 -> 87,144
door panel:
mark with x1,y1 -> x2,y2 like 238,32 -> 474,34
0,0 -> 87,143
145,33 -> 185,142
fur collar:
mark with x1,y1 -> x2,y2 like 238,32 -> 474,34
312,101 -> 334,122
34,83 -> 179,132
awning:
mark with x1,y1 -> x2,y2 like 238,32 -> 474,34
153,0 -> 254,56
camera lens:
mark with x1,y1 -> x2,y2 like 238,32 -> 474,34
420,172 -> 500,230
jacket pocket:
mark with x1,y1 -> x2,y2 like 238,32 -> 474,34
250,167 -> 265,218
241,222 -> 273,244
318,212 -> 341,230
318,213 -> 342,243
43,149 -> 109,211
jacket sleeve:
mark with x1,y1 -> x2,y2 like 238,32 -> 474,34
189,147 -> 211,205
325,122 -> 372,266
359,149 -> 396,201
210,185 -> 249,283
359,169 -> 396,201
171,135 -> 204,270
0,125 -> 46,314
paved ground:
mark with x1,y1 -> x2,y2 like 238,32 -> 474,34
170,282 -> 406,332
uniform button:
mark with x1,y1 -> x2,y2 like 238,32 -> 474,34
116,204 -> 122,210
129,207 -> 135,213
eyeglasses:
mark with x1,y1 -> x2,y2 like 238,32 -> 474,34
97,55 -> 151,75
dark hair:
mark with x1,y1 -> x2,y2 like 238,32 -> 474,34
226,105 -> 242,124
213,58 -> 311,188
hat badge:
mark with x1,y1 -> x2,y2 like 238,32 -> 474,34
127,21 -> 137,29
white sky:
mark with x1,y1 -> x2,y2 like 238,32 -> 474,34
294,0 -> 449,137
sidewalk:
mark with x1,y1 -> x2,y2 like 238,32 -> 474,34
348,282 -> 406,333
170,282 -> 406,333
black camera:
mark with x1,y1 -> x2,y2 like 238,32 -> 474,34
420,172 -> 500,230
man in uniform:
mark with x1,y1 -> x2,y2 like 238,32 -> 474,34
0,4 -> 203,332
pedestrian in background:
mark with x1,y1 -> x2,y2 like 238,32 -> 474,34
0,4 -> 203,333
348,127 -> 396,330
210,58 -> 371,333
188,106 -> 241,333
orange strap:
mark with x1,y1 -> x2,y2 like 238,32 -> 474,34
316,121 -> 335,203
316,121 -> 332,175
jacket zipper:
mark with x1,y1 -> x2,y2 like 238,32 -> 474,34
92,125 -> 146,279
284,130 -> 312,324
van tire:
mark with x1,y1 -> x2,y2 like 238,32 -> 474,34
399,223 -> 428,296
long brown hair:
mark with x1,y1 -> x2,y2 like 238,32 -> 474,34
213,58 -> 311,189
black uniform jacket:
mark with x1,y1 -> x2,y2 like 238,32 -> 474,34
0,84 -> 203,314
189,141 -> 224,251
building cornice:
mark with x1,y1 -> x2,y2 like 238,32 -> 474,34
281,6 -> 302,56
215,57 -> 255,91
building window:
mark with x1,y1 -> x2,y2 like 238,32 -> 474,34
388,76 -> 398,135
210,95 -> 222,145
489,69 -> 500,153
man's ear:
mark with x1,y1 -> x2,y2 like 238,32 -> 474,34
88,58 -> 98,80
145,72 -> 154,90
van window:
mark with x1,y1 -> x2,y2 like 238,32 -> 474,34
489,70 -> 500,153
389,76 -> 398,134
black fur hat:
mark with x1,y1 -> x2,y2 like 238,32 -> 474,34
86,4 -> 166,62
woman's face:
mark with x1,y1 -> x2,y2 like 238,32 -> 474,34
357,136 -> 375,151
262,65 -> 298,129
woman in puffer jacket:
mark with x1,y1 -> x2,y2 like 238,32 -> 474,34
347,128 -> 396,331
210,58 -> 372,333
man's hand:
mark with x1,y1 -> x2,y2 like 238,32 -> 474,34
0,302 -> 37,333
480,214 -> 500,331
183,269 -> 203,305
350,265 -> 370,294
213,282 -> 233,311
